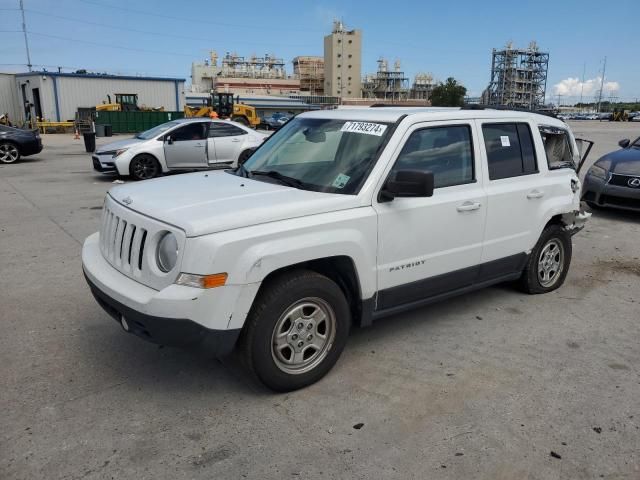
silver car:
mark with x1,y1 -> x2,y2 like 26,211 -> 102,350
92,118 -> 267,180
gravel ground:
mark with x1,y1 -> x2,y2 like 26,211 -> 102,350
1,121 -> 639,479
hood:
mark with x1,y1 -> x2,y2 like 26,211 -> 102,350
597,148 -> 640,175
96,137 -> 143,153
108,170 -> 360,237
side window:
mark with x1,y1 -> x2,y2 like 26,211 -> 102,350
482,123 -> 537,180
170,123 -> 206,141
392,125 -> 474,188
539,126 -> 575,170
208,123 -> 248,138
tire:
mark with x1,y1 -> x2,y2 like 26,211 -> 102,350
238,149 -> 253,165
519,224 -> 572,294
232,116 -> 249,126
0,142 -> 20,163
129,154 -> 160,181
240,270 -> 351,392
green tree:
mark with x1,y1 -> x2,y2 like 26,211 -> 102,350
430,77 -> 467,107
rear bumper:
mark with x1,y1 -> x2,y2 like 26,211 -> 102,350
20,138 -> 42,156
583,174 -> 640,211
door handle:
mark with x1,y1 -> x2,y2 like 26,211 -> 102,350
526,190 -> 544,199
456,201 -> 482,212
231,138 -> 241,142
194,144 -> 204,148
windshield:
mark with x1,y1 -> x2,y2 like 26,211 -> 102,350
135,121 -> 181,140
239,117 -> 392,194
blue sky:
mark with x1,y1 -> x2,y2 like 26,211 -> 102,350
1,0 -> 638,103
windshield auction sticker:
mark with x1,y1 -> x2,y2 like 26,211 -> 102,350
341,121 -> 387,136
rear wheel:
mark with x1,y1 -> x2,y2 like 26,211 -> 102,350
240,270 -> 350,391
519,224 -> 572,294
0,142 -> 20,163
232,116 -> 249,126
129,154 -> 160,181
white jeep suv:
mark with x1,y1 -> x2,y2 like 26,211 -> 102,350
82,107 -> 589,391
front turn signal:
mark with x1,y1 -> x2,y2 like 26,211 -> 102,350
176,272 -> 228,289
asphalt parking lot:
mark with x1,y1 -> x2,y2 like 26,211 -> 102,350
1,121 -> 639,479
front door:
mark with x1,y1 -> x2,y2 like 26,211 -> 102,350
163,122 -> 208,169
207,122 -> 248,163
374,121 -> 487,310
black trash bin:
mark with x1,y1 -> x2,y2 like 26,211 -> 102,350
104,124 -> 112,137
83,132 -> 96,153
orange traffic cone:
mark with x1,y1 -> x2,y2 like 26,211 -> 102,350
74,128 -> 80,140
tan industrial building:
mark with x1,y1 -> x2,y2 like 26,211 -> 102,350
191,52 -> 300,96
292,56 -> 324,95
323,21 -> 362,98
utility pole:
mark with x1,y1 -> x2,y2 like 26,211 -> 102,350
556,93 -> 563,108
596,56 -> 607,113
19,0 -> 32,71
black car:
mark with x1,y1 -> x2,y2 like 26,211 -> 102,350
0,125 -> 43,163
582,136 -> 640,211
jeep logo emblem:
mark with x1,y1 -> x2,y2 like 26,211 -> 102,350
122,196 -> 133,205
628,177 -> 640,188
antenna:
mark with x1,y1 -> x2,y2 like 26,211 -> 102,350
19,0 -> 32,71
596,56 -> 607,113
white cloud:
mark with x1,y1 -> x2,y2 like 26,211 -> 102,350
553,76 -> 620,98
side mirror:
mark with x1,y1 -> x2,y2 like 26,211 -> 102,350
618,138 -> 630,149
165,135 -> 174,145
381,170 -> 434,201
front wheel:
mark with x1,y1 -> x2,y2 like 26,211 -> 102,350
240,270 -> 351,391
0,142 -> 20,163
519,224 -> 572,294
129,154 -> 160,181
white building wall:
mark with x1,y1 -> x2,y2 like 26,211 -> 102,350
55,77 -> 184,120
12,74 -> 185,121
0,73 -> 23,123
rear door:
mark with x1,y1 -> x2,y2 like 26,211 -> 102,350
163,122 -> 208,169
207,122 -> 248,163
477,120 -> 550,267
374,121 -> 487,310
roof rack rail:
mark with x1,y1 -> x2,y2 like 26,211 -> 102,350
461,104 -> 558,119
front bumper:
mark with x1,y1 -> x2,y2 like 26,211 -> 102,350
92,154 -> 117,173
582,174 -> 640,211
85,273 -> 239,354
82,233 -> 241,355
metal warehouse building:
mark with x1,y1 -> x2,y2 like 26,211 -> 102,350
0,72 -> 185,123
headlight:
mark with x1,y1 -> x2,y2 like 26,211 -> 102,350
588,164 -> 607,180
114,148 -> 128,157
156,232 -> 178,272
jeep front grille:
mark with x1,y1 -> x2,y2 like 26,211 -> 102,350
100,206 -> 147,274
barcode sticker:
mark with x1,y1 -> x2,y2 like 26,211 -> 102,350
341,121 -> 387,136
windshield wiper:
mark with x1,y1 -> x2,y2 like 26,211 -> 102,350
250,170 -> 307,189
235,163 -> 250,178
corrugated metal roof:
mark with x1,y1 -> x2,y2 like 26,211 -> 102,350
13,72 -> 185,82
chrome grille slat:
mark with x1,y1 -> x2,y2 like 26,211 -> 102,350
114,219 -> 127,265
